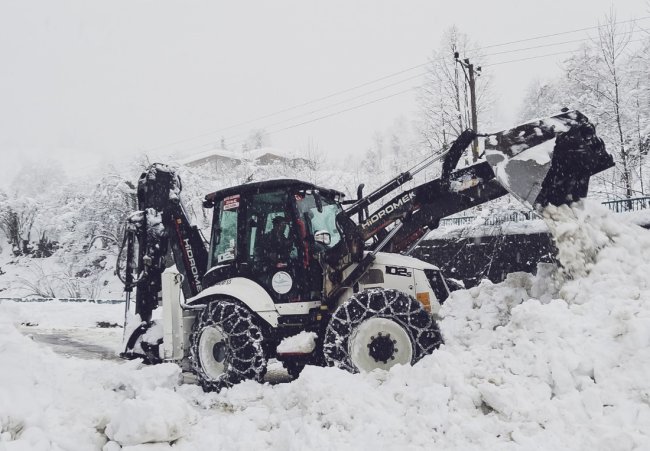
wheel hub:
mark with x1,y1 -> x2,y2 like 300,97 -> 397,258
198,325 -> 227,380
212,341 -> 226,363
348,317 -> 414,372
367,332 -> 398,364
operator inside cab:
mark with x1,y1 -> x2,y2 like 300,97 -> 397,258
262,215 -> 293,267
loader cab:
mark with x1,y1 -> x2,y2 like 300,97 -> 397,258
203,180 -> 344,303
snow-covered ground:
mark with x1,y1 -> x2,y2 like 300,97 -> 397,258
1,200 -> 649,450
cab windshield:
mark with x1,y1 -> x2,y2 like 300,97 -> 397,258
295,191 -> 342,247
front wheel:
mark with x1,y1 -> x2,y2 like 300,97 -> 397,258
189,299 -> 267,392
323,289 -> 443,373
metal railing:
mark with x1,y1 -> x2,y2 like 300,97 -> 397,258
601,197 -> 650,213
484,211 -> 534,225
440,196 -> 650,227
440,216 -> 475,227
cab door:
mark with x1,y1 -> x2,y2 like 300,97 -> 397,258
242,190 -> 309,303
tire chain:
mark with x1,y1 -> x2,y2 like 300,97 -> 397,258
190,299 -> 267,392
323,289 -> 443,373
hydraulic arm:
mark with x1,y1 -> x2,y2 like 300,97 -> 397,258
346,110 -> 612,253
324,110 -> 614,298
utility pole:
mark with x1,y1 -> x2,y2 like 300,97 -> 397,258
454,52 -> 481,162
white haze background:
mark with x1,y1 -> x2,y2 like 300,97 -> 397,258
0,0 -> 644,184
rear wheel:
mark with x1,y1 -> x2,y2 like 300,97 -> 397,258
323,289 -> 443,373
190,299 -> 267,392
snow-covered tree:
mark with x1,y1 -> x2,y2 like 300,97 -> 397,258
517,78 -> 571,122
246,128 -> 271,150
0,191 -> 38,255
518,10 -> 650,201
564,12 -> 638,199
417,26 -> 493,156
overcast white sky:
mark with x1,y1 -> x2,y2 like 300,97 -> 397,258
0,0 -> 646,186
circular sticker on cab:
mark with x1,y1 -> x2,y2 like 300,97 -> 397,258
272,271 -> 292,294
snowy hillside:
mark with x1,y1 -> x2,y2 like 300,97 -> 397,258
1,200 -> 649,450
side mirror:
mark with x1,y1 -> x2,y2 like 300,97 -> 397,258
314,230 -> 331,246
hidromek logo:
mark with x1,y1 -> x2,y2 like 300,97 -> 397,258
184,238 -> 203,291
362,192 -> 415,229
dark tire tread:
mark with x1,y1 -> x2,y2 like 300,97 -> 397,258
323,289 -> 443,373
189,299 -> 267,392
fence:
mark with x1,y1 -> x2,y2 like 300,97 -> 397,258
440,197 -> 650,227
601,197 -> 650,213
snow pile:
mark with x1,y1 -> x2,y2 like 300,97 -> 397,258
0,200 -> 649,449
105,388 -> 198,446
276,331 -> 317,354
434,200 -> 650,448
0,313 -> 191,450
174,366 -> 452,450
542,201 -> 620,279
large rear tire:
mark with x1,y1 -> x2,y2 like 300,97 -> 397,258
323,289 -> 443,373
189,299 -> 267,392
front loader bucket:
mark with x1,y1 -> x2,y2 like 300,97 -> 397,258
484,110 -> 614,209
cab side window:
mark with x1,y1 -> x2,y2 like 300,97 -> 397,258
211,198 -> 239,266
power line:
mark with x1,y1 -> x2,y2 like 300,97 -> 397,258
227,35 -> 650,148
143,15 -> 650,156
471,15 -> 648,51
178,30 -> 650,156
175,43 -> 649,158
144,64 -> 431,154
217,26 -> 650,151
73,31 -> 648,173
131,18 -> 650,162
174,72 -> 429,157
270,26 -> 648,139
254,87 -> 415,138
196,87 -> 418,153
485,37 -> 648,67
482,28 -> 649,58
483,50 -> 581,67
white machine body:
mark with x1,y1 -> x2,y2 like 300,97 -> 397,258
159,252 -> 448,364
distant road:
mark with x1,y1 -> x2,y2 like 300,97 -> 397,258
19,327 -> 122,361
